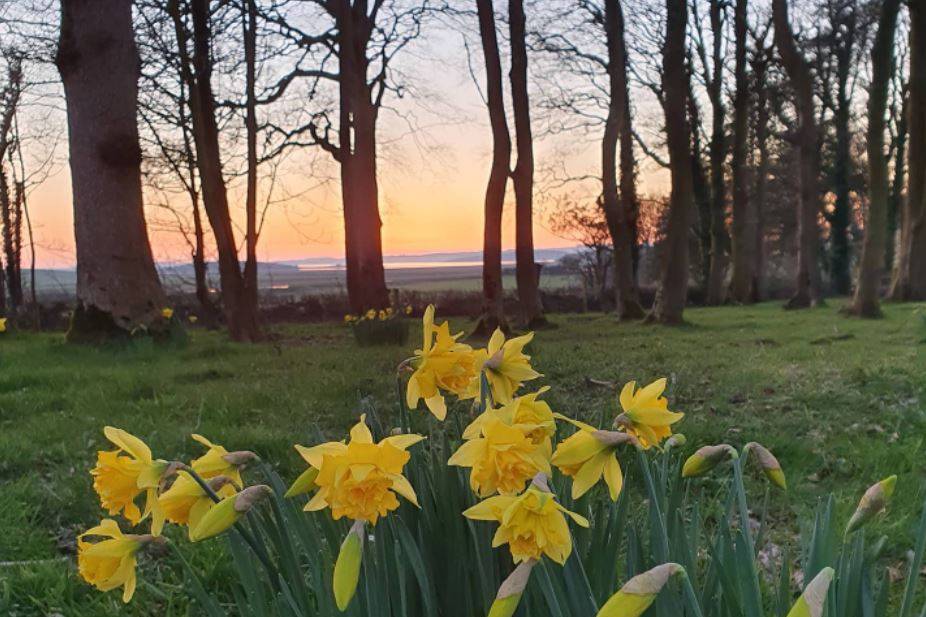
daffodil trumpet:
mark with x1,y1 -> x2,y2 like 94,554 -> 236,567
487,559 -> 536,617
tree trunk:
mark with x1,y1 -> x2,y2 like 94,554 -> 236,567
889,1 -> 926,301
474,0 -> 510,335
772,0 -> 823,308
850,0 -> 902,317
176,0 -> 260,341
337,3 -> 389,314
729,0 -> 758,303
242,0 -> 260,319
705,0 -> 729,305
0,57 -> 23,311
829,8 -> 857,297
603,0 -> 644,320
687,76 -> 712,294
56,0 -> 165,339
508,0 -> 545,327
648,0 -> 692,324
886,90 -> 908,271
621,92 -> 641,284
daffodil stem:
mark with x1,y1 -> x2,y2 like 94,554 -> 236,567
731,458 -> 762,612
181,467 -> 280,591
635,448 -> 671,562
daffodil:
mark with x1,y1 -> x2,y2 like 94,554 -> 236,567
786,567 -> 834,617
406,305 -> 479,420
188,315 -> 199,324
744,442 -> 787,489
615,379 -> 684,449
334,520 -> 365,611
365,309 -> 376,320
91,427 -> 169,535
463,387 -> 556,448
449,418 -> 551,497
681,444 -> 737,478
846,475 -> 897,534
158,473 -> 236,539
477,329 -> 541,404
190,434 -> 255,488
161,307 -> 174,319
552,415 -> 631,500
191,485 -> 273,541
296,415 -> 424,525
463,482 -> 588,564
596,563 -> 685,617
0,317 -> 7,333
78,518 -> 158,603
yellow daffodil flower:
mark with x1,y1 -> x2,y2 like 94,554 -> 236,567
0,317 -> 7,333
406,305 -> 479,420
78,518 -> 157,603
91,427 -> 169,535
190,434 -> 255,488
596,563 -> 685,617
191,485 -> 273,541
463,387 -> 556,447
449,418 -> 551,497
477,329 -> 541,404
615,379 -> 684,449
552,414 -> 631,500
365,309 -> 376,320
295,415 -> 424,525
463,484 -> 588,564
158,473 -> 236,539
404,305 -> 413,315
161,307 -> 174,319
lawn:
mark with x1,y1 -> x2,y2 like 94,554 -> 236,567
0,302 -> 924,616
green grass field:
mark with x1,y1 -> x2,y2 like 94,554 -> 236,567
1,302 -> 924,615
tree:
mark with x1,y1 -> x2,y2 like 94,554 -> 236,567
729,0 -> 758,303
56,0 -> 166,339
849,0 -> 902,317
548,196 -> 612,307
0,53 -> 23,311
889,0 -> 926,300
647,0 -> 693,324
168,0 -> 261,341
475,0 -> 510,334
772,0 -> 823,308
508,0 -> 545,327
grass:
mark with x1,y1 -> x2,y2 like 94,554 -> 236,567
0,301 -> 923,615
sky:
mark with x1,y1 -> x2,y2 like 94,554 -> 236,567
19,9 -> 669,270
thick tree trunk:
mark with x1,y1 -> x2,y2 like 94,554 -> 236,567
242,0 -> 260,319
648,0 -> 692,324
337,3 -> 389,314
603,0 -> 644,320
56,0 -> 165,339
508,0 -> 545,327
474,0 -> 510,335
688,80 -> 712,294
729,0 -> 758,303
773,0 -> 823,308
181,0 -> 260,341
850,0 -> 902,317
889,2 -> 926,301
620,94 -> 641,283
705,0 -> 729,305
830,10 -> 857,297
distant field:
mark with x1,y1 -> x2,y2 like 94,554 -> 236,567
1,302 -> 924,615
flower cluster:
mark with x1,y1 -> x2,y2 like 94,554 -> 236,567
78,428 -> 263,602
344,304 -> 413,324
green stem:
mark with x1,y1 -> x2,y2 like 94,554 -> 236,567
679,571 -> 705,617
636,448 -> 671,562
731,458 -> 763,612
181,467 -> 280,590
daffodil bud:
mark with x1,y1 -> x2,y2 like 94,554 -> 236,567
592,430 -> 636,448
487,560 -> 536,617
190,485 -> 272,541
744,442 -> 787,489
682,445 -> 737,478
665,434 -> 687,449
285,467 -> 320,498
222,450 -> 258,467
334,520 -> 365,611
786,567 -> 834,617
846,475 -> 897,534
596,563 -> 685,617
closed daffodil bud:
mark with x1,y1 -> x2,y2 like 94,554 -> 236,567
284,467 -> 319,498
681,444 -> 737,478
487,560 -> 536,617
846,475 -> 897,534
786,567 -> 834,617
665,434 -> 687,449
190,485 -> 272,541
334,520 -> 365,611
596,563 -> 685,617
744,442 -> 787,489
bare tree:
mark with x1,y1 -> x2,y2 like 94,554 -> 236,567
56,0 -> 166,339
772,0 -> 823,308
547,195 -> 612,306
849,0 -> 902,317
0,53 -> 23,310
647,0 -> 693,324
508,0 -> 545,327
890,0 -> 926,300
